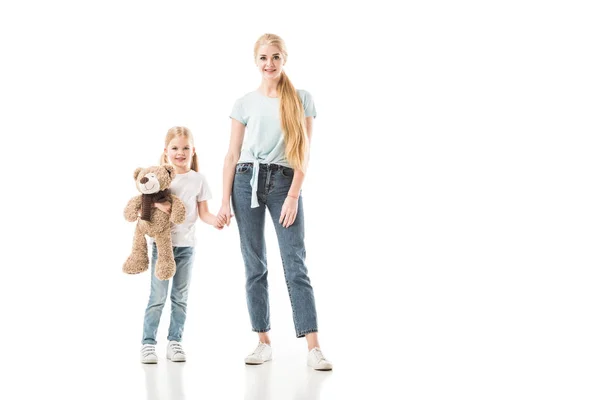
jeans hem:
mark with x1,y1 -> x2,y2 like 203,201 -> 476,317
142,340 -> 157,345
296,328 -> 318,338
252,328 -> 271,333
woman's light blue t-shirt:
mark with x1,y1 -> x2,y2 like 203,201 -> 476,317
230,89 -> 317,168
229,89 -> 316,208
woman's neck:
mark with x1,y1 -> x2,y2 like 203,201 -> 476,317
259,78 -> 280,98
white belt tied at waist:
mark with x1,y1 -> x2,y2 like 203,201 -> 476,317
249,159 -> 261,208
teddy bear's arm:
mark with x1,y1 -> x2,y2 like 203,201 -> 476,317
124,196 -> 143,222
170,195 -> 186,225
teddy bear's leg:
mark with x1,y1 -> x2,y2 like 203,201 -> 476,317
123,224 -> 149,274
154,231 -> 176,281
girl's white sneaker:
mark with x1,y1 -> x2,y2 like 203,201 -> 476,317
167,341 -> 186,362
140,344 -> 158,364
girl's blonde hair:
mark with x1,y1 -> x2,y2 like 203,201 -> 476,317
254,33 -> 308,172
160,126 -> 199,172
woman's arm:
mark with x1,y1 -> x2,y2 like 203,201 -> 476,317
280,117 -> 313,228
287,117 -> 313,198
216,118 -> 245,226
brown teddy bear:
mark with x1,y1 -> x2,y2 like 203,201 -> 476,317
123,165 -> 186,280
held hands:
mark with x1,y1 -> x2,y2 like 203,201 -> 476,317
215,204 -> 234,229
279,195 -> 299,228
212,218 -> 224,230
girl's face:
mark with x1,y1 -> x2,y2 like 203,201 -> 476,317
256,45 -> 285,81
165,136 -> 194,171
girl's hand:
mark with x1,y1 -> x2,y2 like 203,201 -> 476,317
217,204 -> 233,227
154,202 -> 171,214
213,217 -> 224,230
279,196 -> 298,228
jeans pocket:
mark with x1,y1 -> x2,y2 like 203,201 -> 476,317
281,167 -> 294,178
236,164 -> 251,174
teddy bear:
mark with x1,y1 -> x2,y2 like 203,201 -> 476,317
123,164 -> 186,280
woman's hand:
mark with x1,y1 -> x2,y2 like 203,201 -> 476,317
279,195 -> 298,228
216,204 -> 233,227
154,202 -> 171,214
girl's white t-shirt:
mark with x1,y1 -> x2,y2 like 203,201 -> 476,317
151,169 -> 212,247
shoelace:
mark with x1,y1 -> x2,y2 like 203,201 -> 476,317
142,345 -> 156,357
169,343 -> 185,355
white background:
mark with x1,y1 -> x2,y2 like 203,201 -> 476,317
1,0 -> 598,399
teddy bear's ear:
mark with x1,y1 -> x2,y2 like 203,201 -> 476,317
163,164 -> 175,178
134,168 -> 143,181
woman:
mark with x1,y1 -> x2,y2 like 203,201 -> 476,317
216,33 -> 332,371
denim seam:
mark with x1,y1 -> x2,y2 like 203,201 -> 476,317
281,257 -> 301,335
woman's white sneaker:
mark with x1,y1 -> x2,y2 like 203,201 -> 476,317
167,341 -> 186,362
307,348 -> 333,371
140,344 -> 158,364
244,342 -> 272,365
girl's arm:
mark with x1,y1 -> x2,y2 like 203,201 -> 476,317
198,200 -> 220,228
216,118 -> 246,226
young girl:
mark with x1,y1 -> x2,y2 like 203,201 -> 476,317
216,33 -> 333,370
140,126 -> 221,364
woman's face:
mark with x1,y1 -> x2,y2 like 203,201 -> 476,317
256,44 -> 285,80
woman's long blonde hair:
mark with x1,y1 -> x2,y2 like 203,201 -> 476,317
254,33 -> 308,172
160,126 -> 199,172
